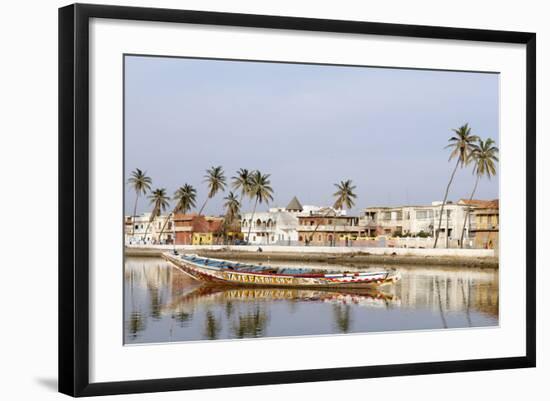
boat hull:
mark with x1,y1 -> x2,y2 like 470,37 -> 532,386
162,253 -> 400,289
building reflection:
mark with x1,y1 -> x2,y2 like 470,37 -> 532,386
387,267 -> 499,319
124,257 -> 498,342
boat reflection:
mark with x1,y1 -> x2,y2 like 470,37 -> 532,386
124,256 -> 499,343
163,284 -> 400,315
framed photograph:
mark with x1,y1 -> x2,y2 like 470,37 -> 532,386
58,3 -> 536,397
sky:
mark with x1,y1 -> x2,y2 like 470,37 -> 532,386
124,55 -> 499,216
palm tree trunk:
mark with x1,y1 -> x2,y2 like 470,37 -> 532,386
131,194 -> 139,236
332,213 -> 338,247
246,197 -> 259,243
434,158 -> 461,248
198,198 -> 209,216
459,175 -> 480,248
309,208 -> 334,246
158,212 -> 174,245
142,219 -> 153,243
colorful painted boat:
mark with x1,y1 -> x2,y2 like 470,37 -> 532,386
162,252 -> 400,289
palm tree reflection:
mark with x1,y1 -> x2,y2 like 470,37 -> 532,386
232,306 -> 268,338
332,304 -> 352,333
127,311 -> 146,340
174,311 -> 193,327
204,310 -> 221,340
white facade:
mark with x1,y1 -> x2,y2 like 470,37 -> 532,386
125,213 -> 173,245
362,201 -> 473,247
240,197 -> 344,245
241,210 -> 300,245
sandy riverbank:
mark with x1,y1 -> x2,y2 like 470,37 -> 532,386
125,247 -> 498,268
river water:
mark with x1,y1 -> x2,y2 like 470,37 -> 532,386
124,256 -> 498,344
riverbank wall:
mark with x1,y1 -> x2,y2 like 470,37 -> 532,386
125,245 -> 498,268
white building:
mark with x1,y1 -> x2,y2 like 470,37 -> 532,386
361,201 -> 473,248
125,213 -> 173,245
241,197 -> 342,245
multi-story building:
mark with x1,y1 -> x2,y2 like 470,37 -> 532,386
460,199 -> 499,249
173,214 -> 224,245
125,213 -> 173,245
241,197 -> 303,245
240,196 -> 339,245
296,211 -> 368,246
362,201 -> 473,248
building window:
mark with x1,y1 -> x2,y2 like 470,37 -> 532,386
416,210 -> 428,220
299,236 -> 303,241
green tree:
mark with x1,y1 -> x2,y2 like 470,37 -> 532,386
309,180 -> 357,246
158,184 -> 197,243
246,171 -> 274,243
331,180 -> 357,246
459,138 -> 499,247
232,168 -> 253,206
127,168 -> 152,236
198,166 -> 227,216
142,188 -> 170,242
218,191 -> 241,245
434,124 -> 479,248
223,191 -> 241,223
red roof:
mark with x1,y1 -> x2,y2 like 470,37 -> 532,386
173,214 -> 224,232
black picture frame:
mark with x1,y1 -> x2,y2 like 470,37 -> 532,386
59,3 -> 536,397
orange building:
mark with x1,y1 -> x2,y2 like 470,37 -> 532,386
173,214 -> 224,245
459,199 -> 499,249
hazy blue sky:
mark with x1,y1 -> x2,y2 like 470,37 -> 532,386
124,55 -> 499,216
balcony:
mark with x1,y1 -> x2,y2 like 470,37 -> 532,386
244,226 -> 275,233
298,225 -> 363,232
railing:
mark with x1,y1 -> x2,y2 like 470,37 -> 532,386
298,225 -> 363,232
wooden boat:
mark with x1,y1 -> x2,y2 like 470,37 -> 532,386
162,252 -> 400,289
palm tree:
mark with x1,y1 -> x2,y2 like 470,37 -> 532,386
127,168 -> 152,236
224,191 -> 241,223
309,180 -> 357,246
158,184 -> 197,243
198,166 -> 227,216
232,168 -> 253,206
219,191 -> 241,244
331,180 -> 357,246
459,138 -> 499,247
246,171 -> 274,243
142,188 -> 170,243
434,124 -> 479,248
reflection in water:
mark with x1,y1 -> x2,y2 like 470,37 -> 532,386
333,304 -> 351,333
124,257 -> 499,344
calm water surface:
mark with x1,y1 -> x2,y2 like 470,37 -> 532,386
124,256 -> 498,344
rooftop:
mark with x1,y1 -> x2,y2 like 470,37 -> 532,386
458,199 -> 499,209
286,196 -> 303,211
